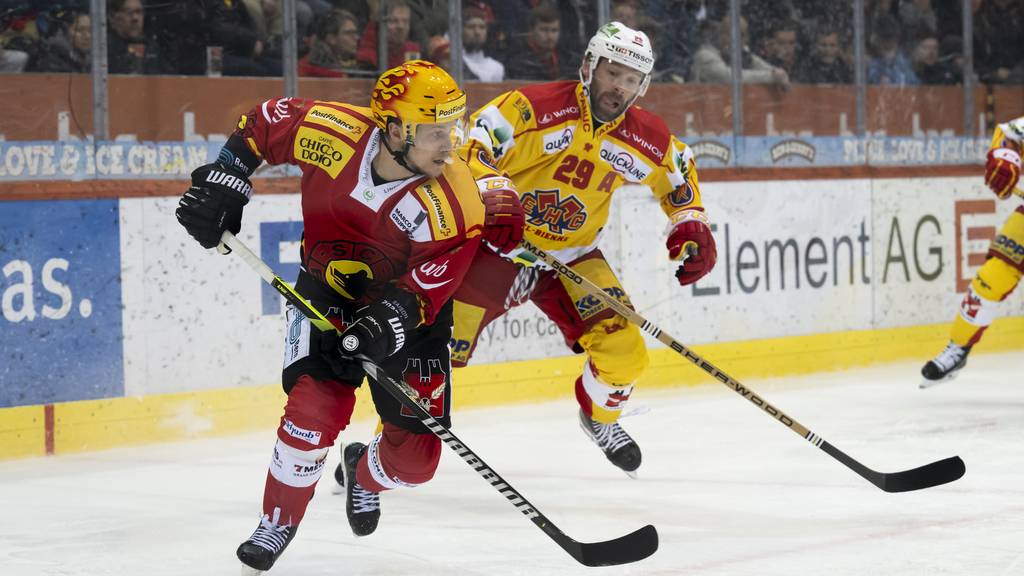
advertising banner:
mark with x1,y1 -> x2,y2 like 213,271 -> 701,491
0,200 -> 124,407
3,176 -> 1020,408
0,137 -> 991,182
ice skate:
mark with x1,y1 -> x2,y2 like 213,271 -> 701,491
343,442 -> 381,536
920,342 -> 971,389
236,511 -> 297,574
579,409 -> 642,478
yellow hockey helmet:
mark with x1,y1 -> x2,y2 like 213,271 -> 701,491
370,60 -> 468,143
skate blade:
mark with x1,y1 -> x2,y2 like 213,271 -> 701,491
919,372 -> 959,389
623,469 -> 638,480
240,564 -> 264,575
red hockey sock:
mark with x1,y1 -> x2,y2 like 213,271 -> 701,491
356,423 -> 441,492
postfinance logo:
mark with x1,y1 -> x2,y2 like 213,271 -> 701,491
294,126 -> 353,178
305,106 -> 367,138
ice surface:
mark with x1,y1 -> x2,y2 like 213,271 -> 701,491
2,351 -> 1022,575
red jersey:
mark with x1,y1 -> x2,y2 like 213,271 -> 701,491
234,97 -> 485,325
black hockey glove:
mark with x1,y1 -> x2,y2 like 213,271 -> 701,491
337,289 -> 421,364
176,163 -> 253,250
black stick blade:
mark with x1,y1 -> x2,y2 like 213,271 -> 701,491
821,442 -> 966,493
878,456 -> 966,493
553,524 -> 658,567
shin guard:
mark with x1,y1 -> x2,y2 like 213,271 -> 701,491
262,375 -> 356,526
575,359 -> 634,425
951,257 -> 1021,347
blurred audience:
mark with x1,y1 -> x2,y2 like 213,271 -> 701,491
691,15 -> 790,89
646,0 -> 704,83
461,2 -> 503,81
910,31 -> 960,84
505,3 -> 561,81
610,0 -> 640,29
299,9 -> 361,77
208,0 -> 282,76
0,0 -> 1018,88
898,0 -> 938,42
867,14 -> 918,84
760,19 -> 800,77
108,0 -> 158,74
794,25 -> 851,84
974,0 -> 1024,84
0,42 -> 27,72
33,10 -> 90,72
356,0 -> 421,71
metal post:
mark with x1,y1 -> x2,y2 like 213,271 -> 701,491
90,0 -> 108,140
853,0 -> 866,137
597,0 -> 609,27
962,0 -> 974,136
449,0 -> 464,84
283,0 -> 297,97
729,0 -> 742,145
378,1 -> 389,74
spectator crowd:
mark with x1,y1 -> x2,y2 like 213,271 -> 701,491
1,0 -> 1021,85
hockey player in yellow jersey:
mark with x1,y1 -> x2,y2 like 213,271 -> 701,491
451,22 -> 717,475
921,116 -> 1024,387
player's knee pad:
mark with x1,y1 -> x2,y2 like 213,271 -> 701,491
278,374 -> 356,451
578,317 -> 649,385
361,423 -> 441,489
576,359 -> 635,424
269,439 -> 330,488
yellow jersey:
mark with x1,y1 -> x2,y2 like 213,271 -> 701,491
459,80 -> 705,263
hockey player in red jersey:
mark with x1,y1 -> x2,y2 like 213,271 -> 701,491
450,22 -> 717,477
175,61 -> 521,572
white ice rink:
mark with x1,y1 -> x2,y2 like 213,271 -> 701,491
2,351 -> 1023,576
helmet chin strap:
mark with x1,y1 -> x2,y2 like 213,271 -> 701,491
380,126 -> 423,175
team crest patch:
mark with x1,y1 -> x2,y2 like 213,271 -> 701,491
399,358 -> 448,418
667,182 -> 695,207
521,188 -> 588,235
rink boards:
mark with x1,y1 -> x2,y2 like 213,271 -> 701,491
1,175 -> 1023,458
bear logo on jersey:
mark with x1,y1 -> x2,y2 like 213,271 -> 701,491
521,189 -> 588,235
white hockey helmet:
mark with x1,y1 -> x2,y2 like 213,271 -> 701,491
581,21 -> 655,107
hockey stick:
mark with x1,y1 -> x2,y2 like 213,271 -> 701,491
521,239 -> 966,493
219,231 -> 658,567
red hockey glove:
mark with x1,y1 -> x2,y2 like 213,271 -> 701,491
985,147 -> 1021,199
479,176 -> 525,252
666,210 -> 717,286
